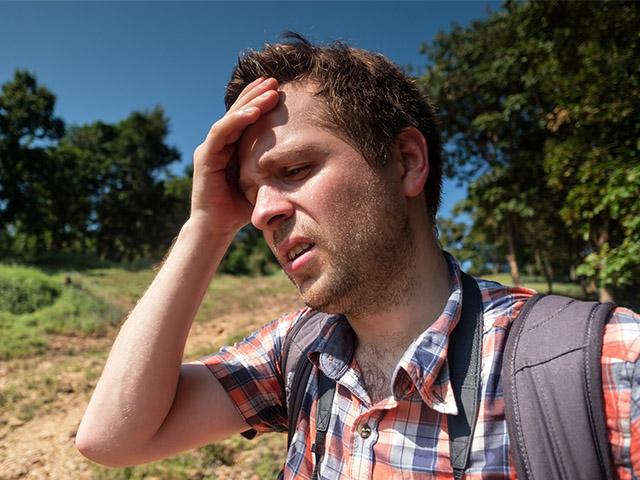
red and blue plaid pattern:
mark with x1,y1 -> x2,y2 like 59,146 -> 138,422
204,257 -> 640,479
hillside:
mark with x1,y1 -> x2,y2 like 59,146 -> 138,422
0,263 -> 596,479
0,264 -> 302,479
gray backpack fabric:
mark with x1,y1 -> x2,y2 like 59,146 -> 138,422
273,276 -> 616,479
503,294 -> 615,480
277,272 -> 484,479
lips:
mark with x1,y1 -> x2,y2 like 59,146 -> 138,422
287,242 -> 313,261
276,237 -> 316,274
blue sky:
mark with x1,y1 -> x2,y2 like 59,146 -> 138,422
1,1 -> 499,218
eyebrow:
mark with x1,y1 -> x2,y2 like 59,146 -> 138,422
239,144 -> 329,193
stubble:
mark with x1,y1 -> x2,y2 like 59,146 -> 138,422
293,172 -> 415,318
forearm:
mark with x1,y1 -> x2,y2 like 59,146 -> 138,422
77,217 -> 234,456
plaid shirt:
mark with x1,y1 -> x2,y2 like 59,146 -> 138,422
204,256 -> 640,479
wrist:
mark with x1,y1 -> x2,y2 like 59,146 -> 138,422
182,214 -> 240,246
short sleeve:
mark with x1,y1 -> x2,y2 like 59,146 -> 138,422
601,306 -> 640,479
202,309 -> 307,434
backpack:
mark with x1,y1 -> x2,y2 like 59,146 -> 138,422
275,272 -> 616,480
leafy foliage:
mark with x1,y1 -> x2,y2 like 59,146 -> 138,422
0,70 -> 277,275
0,265 -> 120,359
219,225 -> 279,276
424,0 -> 639,301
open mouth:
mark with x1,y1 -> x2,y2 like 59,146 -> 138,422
287,242 -> 314,262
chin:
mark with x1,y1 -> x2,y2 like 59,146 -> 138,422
299,277 -> 356,315
302,297 -> 344,315
294,276 -> 331,312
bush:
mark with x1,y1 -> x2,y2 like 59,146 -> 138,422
0,264 -> 122,360
222,248 -> 251,275
0,266 -> 60,314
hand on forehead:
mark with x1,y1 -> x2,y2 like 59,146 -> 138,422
237,82 -> 320,159
237,82 -> 326,190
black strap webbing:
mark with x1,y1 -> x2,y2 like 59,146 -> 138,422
311,372 -> 335,480
286,345 -> 314,449
283,272 -> 484,479
447,272 -> 484,479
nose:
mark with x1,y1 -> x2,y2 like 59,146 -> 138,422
251,185 -> 294,232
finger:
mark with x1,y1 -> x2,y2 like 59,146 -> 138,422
229,78 -> 278,113
210,91 -> 278,150
197,90 -> 279,163
196,109 -> 258,164
234,76 -> 266,104
223,89 -> 282,144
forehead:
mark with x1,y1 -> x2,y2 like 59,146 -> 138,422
237,83 -> 330,169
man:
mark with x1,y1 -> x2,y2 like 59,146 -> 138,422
76,35 -> 640,478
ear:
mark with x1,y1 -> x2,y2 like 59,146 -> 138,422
394,127 -> 429,198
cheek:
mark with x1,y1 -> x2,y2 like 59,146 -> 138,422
298,169 -> 346,215
297,163 -> 387,226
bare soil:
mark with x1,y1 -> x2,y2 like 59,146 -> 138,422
0,282 -> 301,479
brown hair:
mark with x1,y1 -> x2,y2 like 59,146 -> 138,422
225,33 -> 442,222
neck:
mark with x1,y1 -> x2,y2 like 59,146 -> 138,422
348,227 -> 452,353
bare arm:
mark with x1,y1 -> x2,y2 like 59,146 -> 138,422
76,77 -> 280,467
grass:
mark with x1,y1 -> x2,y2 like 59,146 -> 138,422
480,273 -> 587,299
0,353 -> 105,429
0,265 -> 121,360
0,260 -> 296,479
79,267 -> 297,321
1,259 -> 600,479
197,272 -> 296,321
90,434 -> 287,480
0,259 -> 297,361
0,264 -> 60,314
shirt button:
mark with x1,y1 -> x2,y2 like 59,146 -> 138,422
359,424 -> 372,439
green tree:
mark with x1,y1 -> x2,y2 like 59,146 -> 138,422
437,216 -> 502,276
94,107 -> 181,260
0,70 -> 64,146
0,70 -> 187,263
420,3 -> 557,285
219,225 -> 279,276
0,70 -> 65,258
527,1 -> 640,302
422,0 -> 639,301
61,108 -> 182,261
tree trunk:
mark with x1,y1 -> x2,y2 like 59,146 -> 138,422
534,249 -> 554,294
534,249 -> 543,275
583,278 -> 598,298
591,222 -> 615,303
505,213 -> 522,286
599,285 -> 615,303
533,248 -> 553,294
542,251 -> 554,294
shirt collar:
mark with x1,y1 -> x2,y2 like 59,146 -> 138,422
307,252 -> 465,415
307,314 -> 355,380
393,252 -> 462,414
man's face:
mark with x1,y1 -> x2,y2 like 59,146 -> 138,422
237,83 -> 413,315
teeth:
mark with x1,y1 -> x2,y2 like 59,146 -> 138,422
287,243 -> 311,261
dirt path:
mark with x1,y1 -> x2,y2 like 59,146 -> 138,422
0,398 -> 92,479
0,291 -> 300,479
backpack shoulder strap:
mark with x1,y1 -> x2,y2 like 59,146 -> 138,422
281,272 -> 485,478
280,310 -> 335,450
503,294 -> 616,480
447,271 -> 485,480
311,371 -> 335,480
241,309 -> 333,442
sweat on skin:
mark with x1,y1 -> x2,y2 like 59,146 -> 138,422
75,76 -> 451,467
